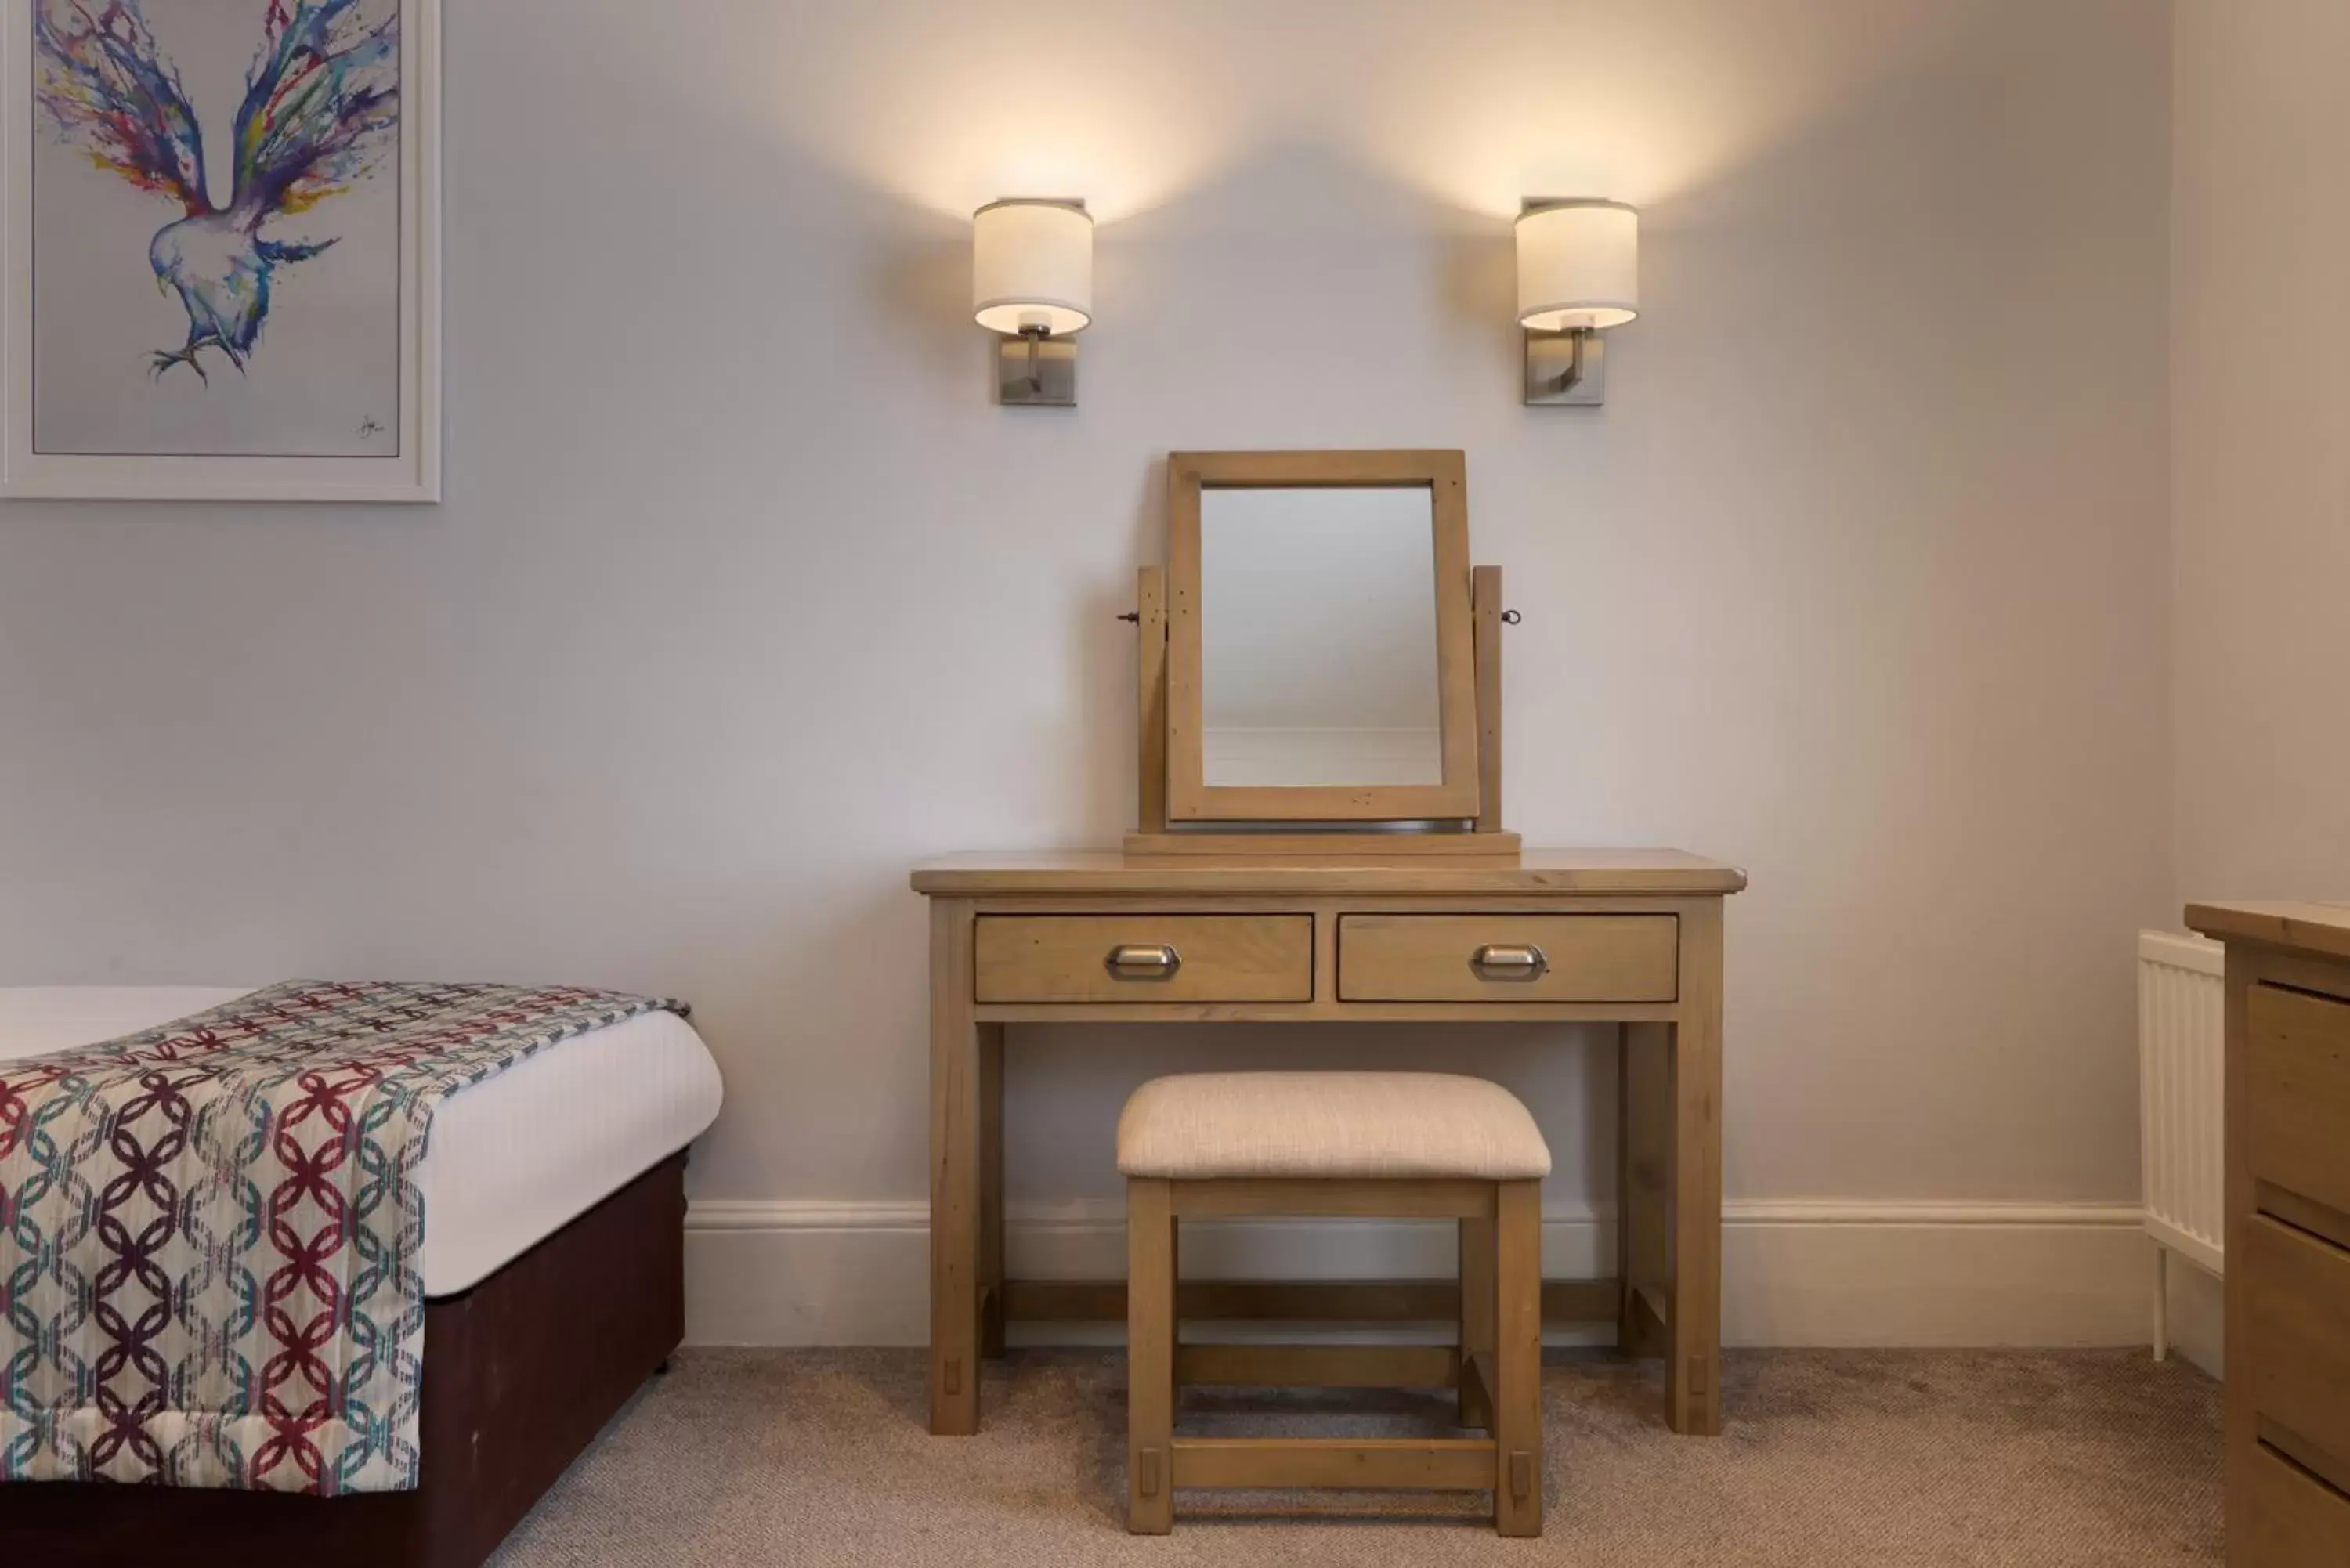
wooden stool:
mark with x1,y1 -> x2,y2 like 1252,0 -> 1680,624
1117,1071 -> 1549,1536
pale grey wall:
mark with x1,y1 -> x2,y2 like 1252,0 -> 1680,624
0,2 -> 2173,1225
2172,0 -> 2350,905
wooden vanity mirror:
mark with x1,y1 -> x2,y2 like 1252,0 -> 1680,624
1132,450 -> 1519,858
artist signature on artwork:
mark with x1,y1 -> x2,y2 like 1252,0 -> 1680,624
358,417 -> 384,438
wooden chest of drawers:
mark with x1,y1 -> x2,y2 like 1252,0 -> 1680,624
2186,901 -> 2350,1567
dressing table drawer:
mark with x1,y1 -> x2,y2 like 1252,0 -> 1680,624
974,915 -> 1314,1004
1337,914 -> 1679,1003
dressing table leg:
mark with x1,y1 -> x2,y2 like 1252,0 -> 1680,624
1666,901 -> 1726,1436
979,1023 -> 1006,1360
1619,1024 -> 1671,1362
930,898 -> 984,1436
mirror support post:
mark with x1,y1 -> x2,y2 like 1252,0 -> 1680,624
1473,565 -> 1505,833
1136,565 -> 1170,835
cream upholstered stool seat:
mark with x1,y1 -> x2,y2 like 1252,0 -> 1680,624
1116,1071 -> 1551,1537
1118,1071 -> 1553,1181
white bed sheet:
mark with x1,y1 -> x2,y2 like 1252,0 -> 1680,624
0,986 -> 722,1296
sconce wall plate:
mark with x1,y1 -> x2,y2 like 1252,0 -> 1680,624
998,329 -> 1077,407
1523,329 -> 1606,406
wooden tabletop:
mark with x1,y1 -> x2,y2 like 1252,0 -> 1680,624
2185,899 -> 2350,963
910,848 -> 1748,897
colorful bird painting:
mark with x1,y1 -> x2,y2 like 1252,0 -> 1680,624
33,0 -> 399,384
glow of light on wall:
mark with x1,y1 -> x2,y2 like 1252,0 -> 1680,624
1310,3 -> 1967,219
765,9 -> 1248,225
758,2 -> 1967,227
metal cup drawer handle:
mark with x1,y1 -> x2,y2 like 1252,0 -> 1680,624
1105,944 -> 1184,981
1470,943 -> 1549,981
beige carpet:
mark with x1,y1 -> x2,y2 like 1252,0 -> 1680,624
490,1348 -> 2221,1566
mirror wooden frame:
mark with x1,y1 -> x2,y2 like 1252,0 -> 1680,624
1164,449 -> 1482,824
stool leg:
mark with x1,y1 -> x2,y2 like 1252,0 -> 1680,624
1458,1212 -> 1495,1429
1127,1177 -> 1176,1534
1493,1180 -> 1544,1537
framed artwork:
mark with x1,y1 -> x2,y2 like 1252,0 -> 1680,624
2,0 -> 439,502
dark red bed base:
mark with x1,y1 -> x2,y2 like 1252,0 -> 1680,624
0,1151 -> 689,1568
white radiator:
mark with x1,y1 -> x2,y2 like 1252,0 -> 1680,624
2138,928 -> 2225,1360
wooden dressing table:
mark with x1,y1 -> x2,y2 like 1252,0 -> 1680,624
913,848 -> 1744,1439
914,451 -> 1744,1440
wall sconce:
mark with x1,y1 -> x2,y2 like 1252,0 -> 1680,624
1516,199 -> 1638,406
973,198 -> 1093,407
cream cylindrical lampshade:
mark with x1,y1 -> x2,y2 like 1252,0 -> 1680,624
973,199 -> 1093,336
1516,200 -> 1638,331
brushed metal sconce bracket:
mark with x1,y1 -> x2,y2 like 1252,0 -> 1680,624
998,324 -> 1076,407
1523,326 -> 1607,406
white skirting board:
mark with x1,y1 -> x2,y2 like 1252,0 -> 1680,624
683,1198 -> 2151,1349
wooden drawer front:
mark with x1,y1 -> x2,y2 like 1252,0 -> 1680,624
1338,914 -> 1678,1003
2244,1440 -> 2350,1567
2243,1214 -> 2350,1475
2249,982 -> 2350,1220
974,916 -> 1312,1004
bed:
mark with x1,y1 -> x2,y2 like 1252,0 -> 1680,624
0,987 -> 724,1568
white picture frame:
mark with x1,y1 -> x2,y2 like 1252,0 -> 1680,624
0,0 -> 439,503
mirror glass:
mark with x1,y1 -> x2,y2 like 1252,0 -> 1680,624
1198,486 -> 1443,787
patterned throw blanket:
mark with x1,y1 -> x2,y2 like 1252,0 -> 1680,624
0,980 -> 687,1494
